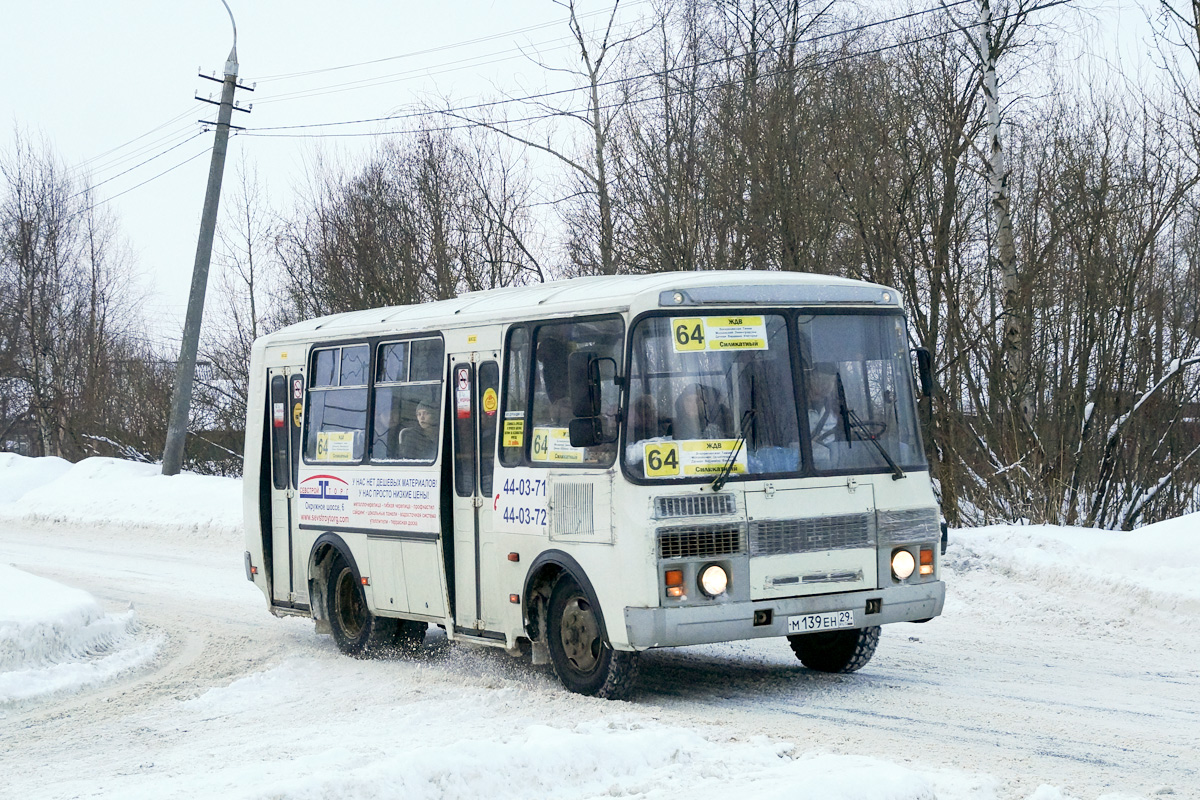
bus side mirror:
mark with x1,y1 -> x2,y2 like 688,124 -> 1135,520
568,351 -> 601,418
569,417 -> 603,448
567,352 -> 618,447
913,347 -> 934,397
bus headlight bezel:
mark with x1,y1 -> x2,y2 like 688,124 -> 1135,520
698,563 -> 729,597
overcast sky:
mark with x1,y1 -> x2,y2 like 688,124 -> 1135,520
2,1 -> 1162,349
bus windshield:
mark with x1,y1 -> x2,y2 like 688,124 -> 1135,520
624,311 -> 925,481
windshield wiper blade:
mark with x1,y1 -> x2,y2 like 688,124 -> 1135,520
712,409 -> 754,492
835,372 -> 905,481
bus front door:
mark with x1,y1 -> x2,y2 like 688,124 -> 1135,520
449,354 -> 503,635
267,367 -> 305,607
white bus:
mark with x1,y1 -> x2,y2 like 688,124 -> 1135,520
243,271 -> 945,699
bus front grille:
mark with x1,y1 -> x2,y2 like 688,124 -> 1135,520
658,522 -> 746,559
654,493 -> 737,519
750,514 -> 875,556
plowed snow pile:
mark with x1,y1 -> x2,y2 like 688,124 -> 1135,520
0,563 -> 157,702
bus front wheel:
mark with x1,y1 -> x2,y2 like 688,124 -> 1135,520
788,626 -> 880,673
327,554 -> 395,658
546,574 -> 639,699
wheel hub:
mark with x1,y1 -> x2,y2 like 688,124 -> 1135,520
559,596 -> 601,673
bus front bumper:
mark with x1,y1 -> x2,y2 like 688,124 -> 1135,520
623,581 -> 945,650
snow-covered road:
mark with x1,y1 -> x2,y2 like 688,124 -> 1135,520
1,457 -> 1197,799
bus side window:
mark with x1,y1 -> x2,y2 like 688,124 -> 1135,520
305,344 -> 369,463
500,326 -> 530,466
370,337 -> 444,463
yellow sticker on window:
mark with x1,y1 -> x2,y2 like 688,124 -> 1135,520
643,441 -> 681,476
482,387 -> 498,415
671,317 -> 706,351
292,402 -> 303,428
671,316 -> 768,352
680,439 -> 747,475
503,419 -> 524,448
530,427 -> 583,463
316,431 -> 356,462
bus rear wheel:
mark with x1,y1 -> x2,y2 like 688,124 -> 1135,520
327,554 -> 395,658
788,626 -> 880,673
546,574 -> 639,699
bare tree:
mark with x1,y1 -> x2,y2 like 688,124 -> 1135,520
0,129 -> 142,459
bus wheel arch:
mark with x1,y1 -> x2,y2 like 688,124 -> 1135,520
523,551 -> 639,699
307,534 -> 361,640
522,551 -> 602,648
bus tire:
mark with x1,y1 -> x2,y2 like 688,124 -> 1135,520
547,573 -> 639,699
788,626 -> 880,673
327,553 -> 395,658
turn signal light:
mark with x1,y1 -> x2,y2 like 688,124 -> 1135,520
919,548 -> 934,576
665,569 -> 684,598
360,576 -> 370,586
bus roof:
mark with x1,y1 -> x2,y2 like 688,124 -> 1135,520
263,270 -> 899,343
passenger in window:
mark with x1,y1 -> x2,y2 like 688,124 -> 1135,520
674,383 -> 731,440
398,401 -> 439,460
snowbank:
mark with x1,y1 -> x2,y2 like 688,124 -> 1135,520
948,513 -> 1200,609
0,563 -> 157,703
0,454 -> 241,539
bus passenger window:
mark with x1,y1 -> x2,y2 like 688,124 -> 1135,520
500,326 -> 530,466
305,344 -> 369,463
371,337 -> 445,464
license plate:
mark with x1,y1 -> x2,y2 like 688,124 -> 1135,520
787,610 -> 855,633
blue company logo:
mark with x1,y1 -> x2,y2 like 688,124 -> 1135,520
299,474 -> 349,500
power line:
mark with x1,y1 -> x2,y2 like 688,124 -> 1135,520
78,124 -> 205,179
246,0 -> 978,135
72,103 -> 205,169
70,131 -> 207,198
75,145 -> 212,215
252,0 -> 650,83
243,0 -> 1057,142
250,37 -> 585,108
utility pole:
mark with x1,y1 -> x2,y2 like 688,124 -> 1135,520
162,2 -> 251,475
979,0 -> 1032,426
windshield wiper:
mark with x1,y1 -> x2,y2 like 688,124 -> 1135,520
712,409 -> 754,492
835,373 -> 905,481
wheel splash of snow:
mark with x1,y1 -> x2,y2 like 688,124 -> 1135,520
0,564 -> 159,703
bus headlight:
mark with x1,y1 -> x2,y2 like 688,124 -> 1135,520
698,564 -> 729,597
891,549 -> 916,580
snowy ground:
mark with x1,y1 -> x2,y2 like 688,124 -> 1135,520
0,454 -> 1196,800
